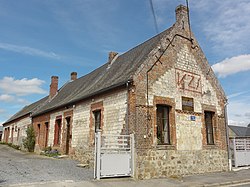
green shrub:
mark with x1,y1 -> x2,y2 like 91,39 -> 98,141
23,126 -> 36,152
11,144 -> 21,150
43,146 -> 52,152
0,141 -> 20,150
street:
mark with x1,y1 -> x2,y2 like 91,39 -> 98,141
0,144 -> 92,186
1,144 -> 250,187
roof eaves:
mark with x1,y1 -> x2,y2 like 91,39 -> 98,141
32,79 -> 132,117
2,112 -> 31,126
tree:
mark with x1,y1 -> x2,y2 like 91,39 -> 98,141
23,125 -> 36,152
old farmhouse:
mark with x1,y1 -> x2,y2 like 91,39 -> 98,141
2,5 -> 229,179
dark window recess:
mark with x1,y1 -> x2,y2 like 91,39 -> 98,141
37,124 -> 41,144
205,111 -> 215,145
93,110 -> 101,132
182,97 -> 194,112
54,119 -> 62,146
157,105 -> 170,144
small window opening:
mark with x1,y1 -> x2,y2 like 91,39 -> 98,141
157,105 -> 170,144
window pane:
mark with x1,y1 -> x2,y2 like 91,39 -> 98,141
205,112 -> 214,145
94,110 -> 101,132
157,106 -> 170,144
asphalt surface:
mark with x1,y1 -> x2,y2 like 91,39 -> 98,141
0,144 -> 92,186
1,144 -> 250,187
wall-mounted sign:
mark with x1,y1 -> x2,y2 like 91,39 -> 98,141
190,115 -> 196,121
175,68 -> 202,93
182,96 -> 194,112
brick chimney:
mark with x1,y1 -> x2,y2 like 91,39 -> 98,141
175,5 -> 189,30
108,51 -> 118,63
49,76 -> 58,99
71,72 -> 77,81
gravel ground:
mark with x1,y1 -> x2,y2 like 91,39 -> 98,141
0,144 -> 92,186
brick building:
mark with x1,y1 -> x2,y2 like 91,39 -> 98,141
2,97 -> 48,146
2,5 -> 229,179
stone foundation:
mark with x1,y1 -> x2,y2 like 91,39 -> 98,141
136,149 -> 228,179
73,147 -> 95,167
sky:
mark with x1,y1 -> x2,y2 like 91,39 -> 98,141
0,0 -> 250,127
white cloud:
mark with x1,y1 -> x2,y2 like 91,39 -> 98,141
194,1 -> 250,54
0,42 -> 60,59
227,90 -> 250,99
228,120 -> 248,127
227,97 -> 250,126
212,54 -> 250,77
0,77 -> 46,96
0,109 -> 5,114
0,94 -> 14,102
245,112 -> 250,119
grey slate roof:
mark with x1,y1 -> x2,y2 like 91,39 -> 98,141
229,125 -> 250,137
246,125 -> 250,136
32,27 -> 173,116
3,96 -> 49,125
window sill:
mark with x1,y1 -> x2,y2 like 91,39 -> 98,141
176,109 -> 202,116
155,144 -> 176,150
203,144 -> 218,149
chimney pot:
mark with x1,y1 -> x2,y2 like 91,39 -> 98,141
71,72 -> 77,81
175,5 -> 189,30
50,76 -> 58,99
108,51 -> 118,63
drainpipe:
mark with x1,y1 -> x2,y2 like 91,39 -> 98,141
224,100 -> 231,171
126,80 -> 131,135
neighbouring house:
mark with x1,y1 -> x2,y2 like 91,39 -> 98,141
229,124 -> 250,137
228,124 -> 250,167
2,5 -> 229,179
2,97 -> 48,147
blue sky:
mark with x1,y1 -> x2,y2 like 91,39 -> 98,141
0,0 -> 250,126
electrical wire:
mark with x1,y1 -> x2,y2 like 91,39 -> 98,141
149,0 -> 159,34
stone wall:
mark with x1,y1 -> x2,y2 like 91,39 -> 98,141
33,114 -> 50,152
2,116 -> 31,147
68,88 -> 127,165
136,149 -> 228,179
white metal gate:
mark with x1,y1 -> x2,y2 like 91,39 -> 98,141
94,131 -> 134,180
230,137 -> 250,167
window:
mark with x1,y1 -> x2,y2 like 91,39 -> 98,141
17,128 -> 20,141
93,110 -> 101,132
45,122 -> 49,148
37,124 -> 41,144
205,111 -> 214,145
157,105 -> 170,144
182,97 -> 194,112
54,119 -> 62,146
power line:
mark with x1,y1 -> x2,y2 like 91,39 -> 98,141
149,0 -> 159,34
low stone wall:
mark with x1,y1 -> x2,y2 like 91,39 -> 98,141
135,149 -> 228,179
73,147 -> 95,167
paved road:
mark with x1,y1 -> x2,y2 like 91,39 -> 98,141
1,144 -> 250,187
0,144 -> 92,186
